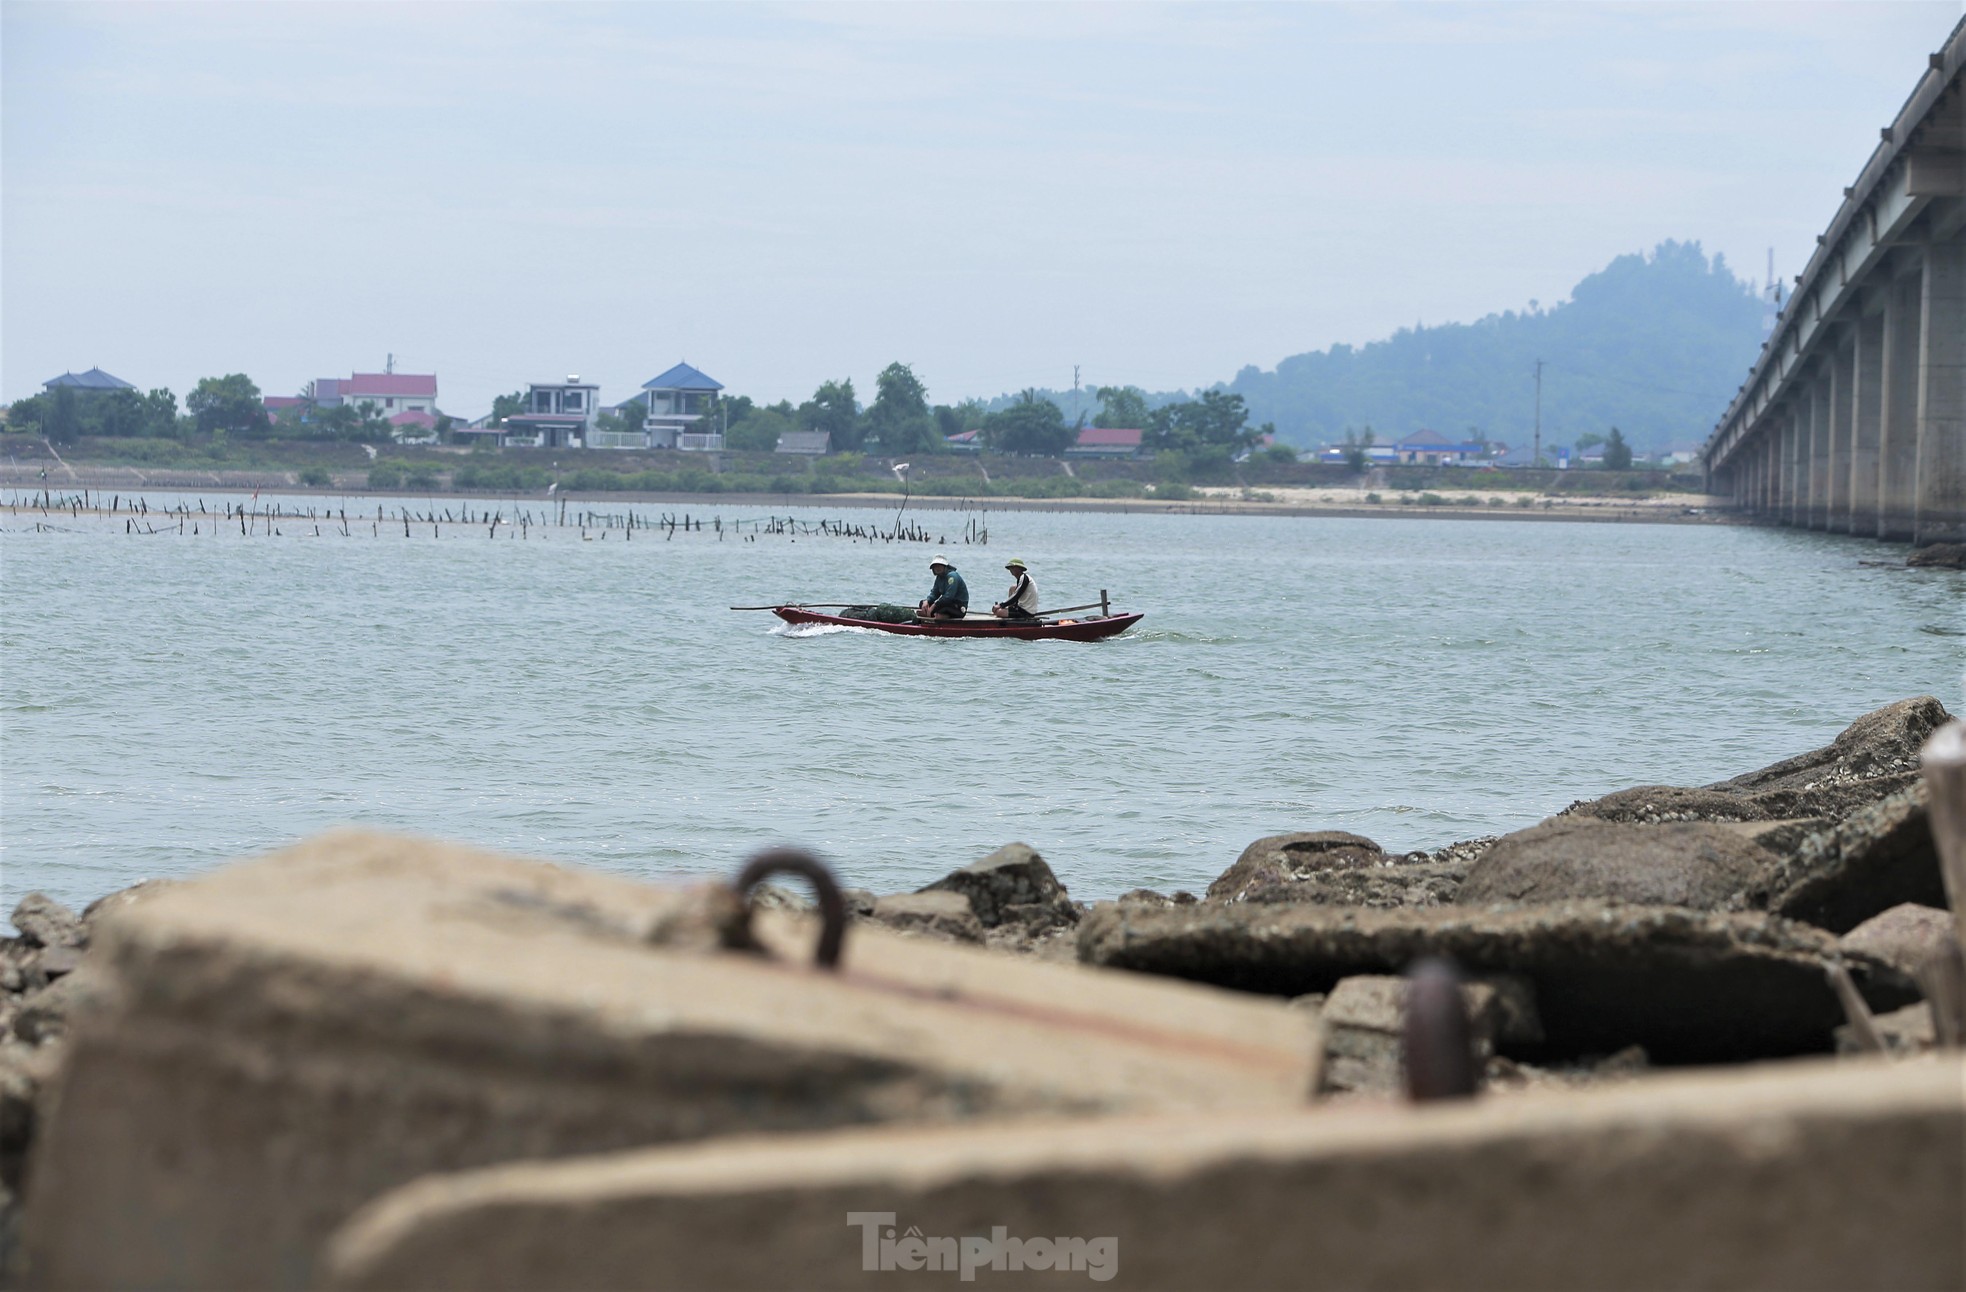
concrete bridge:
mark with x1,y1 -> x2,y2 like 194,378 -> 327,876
1704,19 -> 1966,547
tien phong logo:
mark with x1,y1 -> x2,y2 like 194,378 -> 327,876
847,1212 -> 1119,1282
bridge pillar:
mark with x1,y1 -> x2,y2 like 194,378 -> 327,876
1914,236 -> 1966,546
1786,406 -> 1807,527
1764,420 -> 1780,514
1849,312 -> 1885,536
1811,373 -> 1835,530
1879,270 -> 1923,540
1826,334 -> 1854,532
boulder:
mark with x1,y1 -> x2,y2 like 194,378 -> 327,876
1564,786 -> 1771,824
1752,782 -> 1946,932
869,892 -> 984,944
1705,696 -> 1948,820
919,843 -> 1077,930
1078,900 -> 1919,1062
1559,698 -> 1950,828
1458,817 -> 1776,911
1838,903 -> 1957,978
1835,1002 -> 1936,1054
1906,542 -> 1966,569
1209,832 -> 1468,908
8,895 -> 81,951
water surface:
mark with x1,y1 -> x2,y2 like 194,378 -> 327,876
3,495 -> 1961,912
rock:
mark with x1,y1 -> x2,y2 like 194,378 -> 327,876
1907,542 -> 1966,569
838,888 -> 878,919
1561,698 -> 1951,829
0,1042 -> 57,1193
8,972 -> 99,1046
1210,832 -> 1469,908
919,843 -> 1077,931
1709,817 -> 1837,860
1706,696 -> 1948,820
1208,832 -> 1383,901
1458,817 -> 1776,911
1077,900 -> 1919,1062
869,892 -> 985,944
1317,974 -> 1514,1095
1838,903 -> 1957,977
32,946 -> 82,980
79,878 -> 177,932
1564,786 -> 1771,824
1751,782 -> 1946,932
1835,1002 -> 1936,1054
8,894 -> 81,951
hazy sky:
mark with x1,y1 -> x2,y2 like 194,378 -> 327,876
4,1 -> 1959,418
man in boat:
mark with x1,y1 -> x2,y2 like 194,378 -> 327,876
917,556 -> 969,620
992,557 -> 1039,620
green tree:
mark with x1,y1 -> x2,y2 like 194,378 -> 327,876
1575,432 -> 1607,451
353,400 -> 391,442
141,388 -> 179,437
983,389 -> 1074,456
1093,385 -> 1152,429
6,394 -> 47,438
864,362 -> 937,454
1603,426 -> 1633,470
46,387 -> 81,445
490,390 -> 526,426
1341,426 -> 1377,473
1146,390 -> 1260,455
800,378 -> 860,451
187,374 -> 269,436
727,407 -> 797,452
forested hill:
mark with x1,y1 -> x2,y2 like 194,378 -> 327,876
1227,241 -> 1765,451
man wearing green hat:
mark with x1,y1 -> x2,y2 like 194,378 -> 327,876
992,557 -> 1039,620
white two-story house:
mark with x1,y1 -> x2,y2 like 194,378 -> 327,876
640,362 -> 723,450
502,377 -> 601,449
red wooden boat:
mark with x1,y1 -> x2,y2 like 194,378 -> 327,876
771,606 -> 1143,641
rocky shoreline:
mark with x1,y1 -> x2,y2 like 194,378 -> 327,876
3,694 -> 1960,1283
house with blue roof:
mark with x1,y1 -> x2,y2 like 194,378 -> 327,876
44,368 -> 135,392
639,362 -> 723,451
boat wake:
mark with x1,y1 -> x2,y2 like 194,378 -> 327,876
769,622 -> 876,638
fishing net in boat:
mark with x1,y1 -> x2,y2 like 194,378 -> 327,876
839,604 -> 918,623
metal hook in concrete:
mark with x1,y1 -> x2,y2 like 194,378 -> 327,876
732,848 -> 848,970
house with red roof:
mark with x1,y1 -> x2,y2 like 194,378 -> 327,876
307,371 -> 437,417
1068,426 -> 1144,458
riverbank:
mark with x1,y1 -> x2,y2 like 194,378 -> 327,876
1,472 -> 1738,526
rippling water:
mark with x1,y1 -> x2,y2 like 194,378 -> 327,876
3,493 -> 1961,913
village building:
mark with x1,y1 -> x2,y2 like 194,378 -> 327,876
639,363 -> 723,450
1392,429 -> 1485,465
43,368 -> 135,393
502,377 -> 601,449
1068,426 -> 1144,458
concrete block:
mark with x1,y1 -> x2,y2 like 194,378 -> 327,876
22,831 -> 1318,1290
322,1056 -> 1966,1291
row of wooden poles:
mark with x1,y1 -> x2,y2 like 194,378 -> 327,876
4,490 -> 988,546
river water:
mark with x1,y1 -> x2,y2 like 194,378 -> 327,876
3,493 -> 1961,914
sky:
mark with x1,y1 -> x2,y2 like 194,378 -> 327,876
3,1 -> 1960,419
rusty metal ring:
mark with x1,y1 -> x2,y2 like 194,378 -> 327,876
733,848 -> 848,970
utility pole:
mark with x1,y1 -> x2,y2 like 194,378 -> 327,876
386,353 -> 395,375
1072,365 -> 1081,425
1532,359 -> 1543,469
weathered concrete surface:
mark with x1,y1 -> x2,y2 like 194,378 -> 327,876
1751,782 -> 1945,931
21,831 -> 1319,1291
1457,818 -> 1776,910
323,1056 -> 1966,1292
1077,900 -> 1918,1061
919,843 -> 1079,931
1317,974 -> 1536,1095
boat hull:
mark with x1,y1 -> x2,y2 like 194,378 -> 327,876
772,607 -> 1143,641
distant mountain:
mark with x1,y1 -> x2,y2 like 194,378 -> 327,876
1225,240 -> 1764,451
986,241 -> 1765,453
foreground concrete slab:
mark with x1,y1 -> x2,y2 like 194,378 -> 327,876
323,1055 -> 1966,1292
1077,900 -> 1919,1061
22,831 -> 1318,1291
